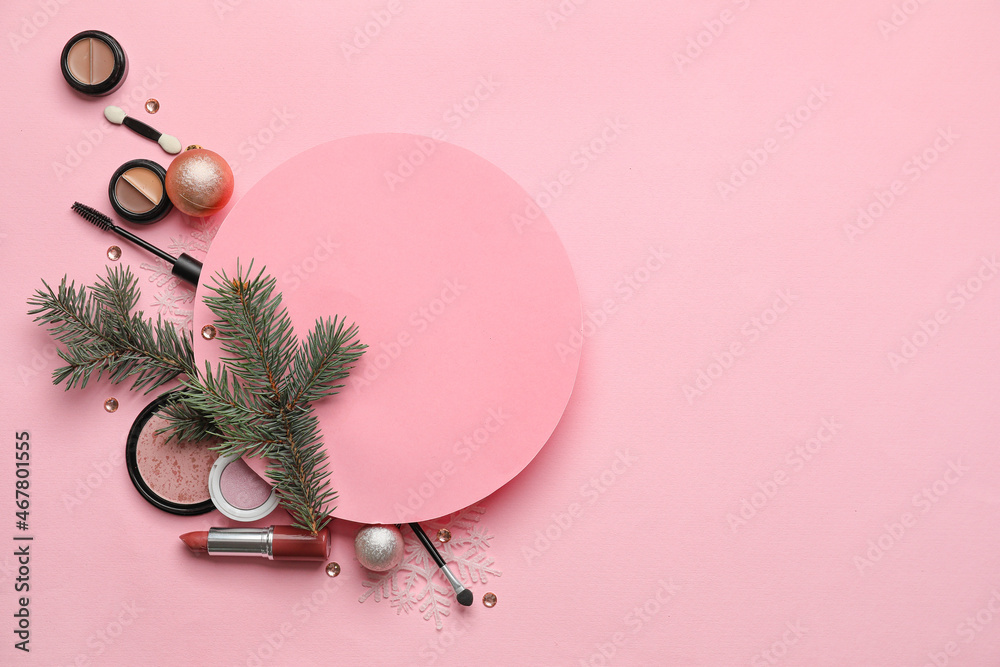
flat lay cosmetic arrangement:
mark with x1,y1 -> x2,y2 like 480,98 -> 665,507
2,3 -> 1000,665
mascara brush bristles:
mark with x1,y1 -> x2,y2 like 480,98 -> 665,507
71,202 -> 113,231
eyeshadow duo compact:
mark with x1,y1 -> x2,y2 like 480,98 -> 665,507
60,30 -> 128,96
126,392 -> 279,520
109,159 -> 172,224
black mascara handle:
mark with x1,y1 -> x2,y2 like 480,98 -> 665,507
172,253 -> 202,287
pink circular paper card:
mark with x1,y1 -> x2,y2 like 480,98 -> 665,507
194,134 -> 580,523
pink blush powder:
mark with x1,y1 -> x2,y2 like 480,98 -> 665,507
219,457 -> 273,510
136,415 -> 217,504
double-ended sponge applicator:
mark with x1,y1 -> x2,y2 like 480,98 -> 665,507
104,105 -> 181,154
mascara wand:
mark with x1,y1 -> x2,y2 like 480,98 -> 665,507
408,522 -> 474,606
71,202 -> 202,286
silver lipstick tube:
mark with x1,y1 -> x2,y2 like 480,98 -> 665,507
206,526 -> 275,559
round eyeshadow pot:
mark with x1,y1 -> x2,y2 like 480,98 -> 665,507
208,453 -> 279,522
126,392 -> 218,515
60,30 -> 128,96
109,159 -> 172,224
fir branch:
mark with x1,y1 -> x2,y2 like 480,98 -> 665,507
28,262 -> 364,535
156,392 -> 222,444
266,409 -> 338,534
186,264 -> 363,534
201,262 -> 298,397
27,265 -> 195,392
286,317 -> 367,406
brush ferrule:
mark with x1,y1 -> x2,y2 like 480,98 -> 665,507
439,564 -> 465,594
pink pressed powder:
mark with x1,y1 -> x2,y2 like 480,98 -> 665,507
208,453 -> 279,521
135,415 -> 217,505
219,457 -> 272,510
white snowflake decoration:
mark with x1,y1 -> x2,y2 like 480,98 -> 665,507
359,505 -> 502,629
140,214 -> 219,328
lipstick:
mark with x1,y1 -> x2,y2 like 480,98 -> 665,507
180,526 -> 330,561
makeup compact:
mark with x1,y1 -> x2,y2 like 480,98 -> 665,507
109,159 -> 172,224
126,392 -> 218,515
208,453 -> 279,521
60,30 -> 128,96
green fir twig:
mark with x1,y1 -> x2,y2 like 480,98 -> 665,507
27,262 -> 365,534
27,265 -> 195,393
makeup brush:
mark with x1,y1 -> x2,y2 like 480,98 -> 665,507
71,202 -> 202,286
408,522 -> 473,606
104,106 -> 182,154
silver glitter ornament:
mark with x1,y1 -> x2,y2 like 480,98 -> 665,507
354,524 -> 404,572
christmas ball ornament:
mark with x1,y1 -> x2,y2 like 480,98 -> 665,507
354,524 -> 404,572
165,147 -> 234,217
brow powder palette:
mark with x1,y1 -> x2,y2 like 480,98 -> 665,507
108,159 -> 172,224
60,30 -> 128,96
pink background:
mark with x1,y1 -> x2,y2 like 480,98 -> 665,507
2,1 -> 1000,665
